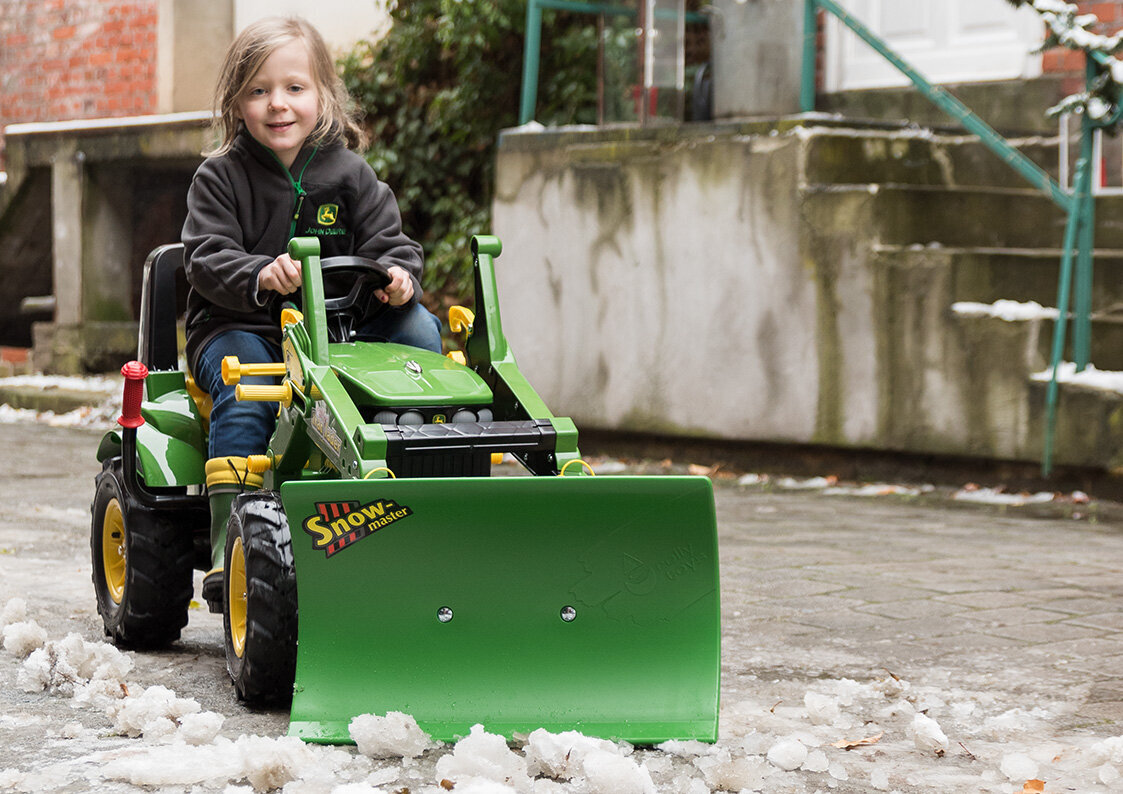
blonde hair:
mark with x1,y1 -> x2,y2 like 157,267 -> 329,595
206,16 -> 367,156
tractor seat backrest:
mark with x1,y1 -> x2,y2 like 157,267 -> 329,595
138,243 -> 185,371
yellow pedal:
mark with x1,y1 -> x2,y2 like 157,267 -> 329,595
235,382 -> 293,406
222,356 -> 287,386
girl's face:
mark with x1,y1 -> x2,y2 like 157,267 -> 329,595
238,38 -> 320,169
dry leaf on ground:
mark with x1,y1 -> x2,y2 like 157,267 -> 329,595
831,732 -> 883,750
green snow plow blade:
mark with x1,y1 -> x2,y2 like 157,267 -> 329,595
282,474 -> 720,744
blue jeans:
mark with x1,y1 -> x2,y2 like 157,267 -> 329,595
196,304 -> 443,458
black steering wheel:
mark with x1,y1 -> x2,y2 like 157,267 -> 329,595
319,256 -> 392,343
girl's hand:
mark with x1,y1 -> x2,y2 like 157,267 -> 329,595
375,265 -> 415,306
258,254 -> 302,295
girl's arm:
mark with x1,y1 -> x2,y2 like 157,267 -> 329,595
182,162 -> 276,311
351,166 -> 425,307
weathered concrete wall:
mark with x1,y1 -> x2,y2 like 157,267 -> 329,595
492,122 -> 1123,468
494,126 -> 819,444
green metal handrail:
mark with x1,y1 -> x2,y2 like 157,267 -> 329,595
800,0 -> 1103,475
519,0 -> 708,126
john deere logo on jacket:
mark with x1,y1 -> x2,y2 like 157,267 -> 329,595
316,204 -> 339,226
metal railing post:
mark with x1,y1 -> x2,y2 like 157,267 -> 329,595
1043,133 -> 1092,476
801,0 -> 818,113
1072,56 -> 1100,373
520,0 -> 544,125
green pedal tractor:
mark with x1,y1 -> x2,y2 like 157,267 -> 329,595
91,235 -> 721,743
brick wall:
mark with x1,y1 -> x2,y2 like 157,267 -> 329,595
1041,1 -> 1123,92
0,0 -> 158,164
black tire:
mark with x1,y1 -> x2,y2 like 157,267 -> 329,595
223,491 -> 297,704
90,459 -> 194,648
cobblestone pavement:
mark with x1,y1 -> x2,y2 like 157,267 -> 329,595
714,482 -> 1123,789
2,419 -> 1123,791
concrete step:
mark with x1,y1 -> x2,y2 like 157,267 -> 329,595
877,298 -> 1123,468
803,184 -> 1123,250
871,245 -> 1123,308
873,244 -> 1123,371
801,126 -> 1061,190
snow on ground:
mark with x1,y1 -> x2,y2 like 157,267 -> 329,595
2,373 -> 1120,791
5,595 -> 1123,793
0,373 -> 121,428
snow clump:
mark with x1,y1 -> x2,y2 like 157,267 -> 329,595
18,632 -> 133,700
523,728 -> 655,793
2,619 -> 48,658
524,728 -> 625,779
349,710 -> 435,758
0,597 -> 27,627
434,724 -> 532,792
804,691 -> 841,726
110,684 -> 204,740
766,736 -> 808,770
1000,751 -> 1039,781
238,734 -> 322,791
909,712 -> 949,755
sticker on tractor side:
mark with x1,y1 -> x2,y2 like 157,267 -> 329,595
310,403 -> 344,455
303,498 -> 413,558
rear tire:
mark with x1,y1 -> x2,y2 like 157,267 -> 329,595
90,459 -> 194,648
223,491 -> 297,704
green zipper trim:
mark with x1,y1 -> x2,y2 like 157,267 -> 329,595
265,144 -> 320,240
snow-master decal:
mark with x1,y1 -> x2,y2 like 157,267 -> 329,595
302,498 -> 414,558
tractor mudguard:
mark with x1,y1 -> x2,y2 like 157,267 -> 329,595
281,474 -> 720,745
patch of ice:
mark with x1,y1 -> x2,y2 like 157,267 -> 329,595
737,473 -> 768,486
1000,752 -> 1039,781
775,476 -> 834,490
349,711 -> 435,759
1100,762 -> 1121,785
802,748 -> 829,772
870,765 -> 892,790
654,739 -> 716,758
766,737 -> 807,770
952,487 -> 1055,507
0,769 -> 22,788
691,750 -> 772,790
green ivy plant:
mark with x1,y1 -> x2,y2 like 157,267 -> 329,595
339,0 -> 599,310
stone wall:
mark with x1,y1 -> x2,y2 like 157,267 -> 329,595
491,121 -> 1123,468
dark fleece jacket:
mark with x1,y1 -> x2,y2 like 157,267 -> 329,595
181,130 -> 424,374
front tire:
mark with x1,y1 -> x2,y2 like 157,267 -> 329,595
90,459 -> 194,647
223,491 -> 297,704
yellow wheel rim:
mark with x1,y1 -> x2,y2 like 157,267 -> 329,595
101,498 -> 126,604
229,537 -> 247,658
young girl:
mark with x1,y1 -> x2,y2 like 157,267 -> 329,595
181,16 -> 442,606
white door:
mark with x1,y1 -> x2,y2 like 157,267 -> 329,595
824,0 -> 1043,91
